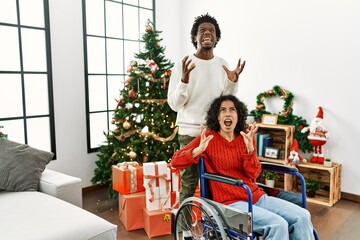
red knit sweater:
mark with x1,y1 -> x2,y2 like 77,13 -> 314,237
171,130 -> 265,205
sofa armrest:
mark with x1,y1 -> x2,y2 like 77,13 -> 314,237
39,169 -> 83,208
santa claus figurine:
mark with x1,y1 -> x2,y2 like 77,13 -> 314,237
301,106 -> 329,164
287,139 -> 307,165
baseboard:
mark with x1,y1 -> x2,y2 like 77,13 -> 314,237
341,191 -> 360,203
82,183 -> 108,195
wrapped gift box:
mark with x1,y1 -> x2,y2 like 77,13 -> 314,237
143,161 -> 171,210
119,192 -> 146,230
171,191 -> 179,209
143,208 -> 172,238
169,165 -> 181,192
112,162 -> 144,195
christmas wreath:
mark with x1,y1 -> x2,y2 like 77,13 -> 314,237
250,85 -> 313,152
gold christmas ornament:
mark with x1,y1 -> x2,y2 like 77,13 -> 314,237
128,151 -> 137,159
123,121 -> 131,130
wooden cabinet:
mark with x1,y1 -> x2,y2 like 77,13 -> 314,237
285,162 -> 342,207
257,124 -> 342,207
256,123 -> 294,163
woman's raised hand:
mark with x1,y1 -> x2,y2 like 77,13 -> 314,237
240,122 -> 258,154
192,124 -> 213,158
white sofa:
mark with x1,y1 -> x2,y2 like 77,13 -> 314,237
0,169 -> 117,240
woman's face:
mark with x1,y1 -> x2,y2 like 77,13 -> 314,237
218,100 -> 238,134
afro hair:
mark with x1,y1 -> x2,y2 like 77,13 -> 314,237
190,13 -> 221,49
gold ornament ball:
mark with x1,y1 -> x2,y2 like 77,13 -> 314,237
123,121 -> 131,130
128,151 -> 137,160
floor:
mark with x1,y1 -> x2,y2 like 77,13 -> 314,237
83,186 -> 360,240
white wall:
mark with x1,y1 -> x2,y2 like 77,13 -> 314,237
47,0 -> 98,186
47,0 -> 360,196
156,0 -> 360,196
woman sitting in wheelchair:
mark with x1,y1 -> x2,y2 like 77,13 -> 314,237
171,95 -> 314,240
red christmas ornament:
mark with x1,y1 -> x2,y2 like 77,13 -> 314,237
165,69 -> 172,76
115,98 -> 123,110
162,78 -> 167,90
128,89 -> 137,98
142,154 -> 149,163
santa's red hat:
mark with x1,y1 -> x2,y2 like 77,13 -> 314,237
316,106 -> 323,119
289,139 -> 303,161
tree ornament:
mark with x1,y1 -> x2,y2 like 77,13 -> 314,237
128,151 -> 137,160
123,121 -> 131,130
145,24 -> 152,33
142,154 -> 149,162
128,89 -> 137,98
146,59 -> 159,74
119,134 -> 126,141
115,97 -> 123,110
125,77 -> 134,83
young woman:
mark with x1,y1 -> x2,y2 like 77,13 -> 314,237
171,95 -> 314,240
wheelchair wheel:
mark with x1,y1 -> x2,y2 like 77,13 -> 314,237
174,197 -> 227,240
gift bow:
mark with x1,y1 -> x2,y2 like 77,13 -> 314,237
144,163 -> 171,204
118,161 -> 139,193
117,161 -> 139,170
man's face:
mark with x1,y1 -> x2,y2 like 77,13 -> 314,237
218,100 -> 238,134
195,22 -> 217,50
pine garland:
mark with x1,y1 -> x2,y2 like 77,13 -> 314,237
250,85 -> 313,152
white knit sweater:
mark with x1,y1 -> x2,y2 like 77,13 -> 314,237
167,55 -> 238,137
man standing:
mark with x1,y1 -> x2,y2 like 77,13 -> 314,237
167,12 -> 246,239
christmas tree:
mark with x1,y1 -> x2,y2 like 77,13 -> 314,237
91,21 -> 179,198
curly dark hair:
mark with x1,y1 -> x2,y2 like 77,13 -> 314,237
190,13 -> 221,49
206,95 -> 248,134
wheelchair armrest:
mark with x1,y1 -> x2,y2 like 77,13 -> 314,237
261,162 -> 298,173
204,173 -> 243,186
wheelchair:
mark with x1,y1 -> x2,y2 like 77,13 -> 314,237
173,157 -> 320,240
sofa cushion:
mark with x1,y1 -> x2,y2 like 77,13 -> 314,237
0,191 -> 117,240
0,139 -> 54,191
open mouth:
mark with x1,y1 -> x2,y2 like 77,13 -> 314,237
224,119 -> 232,127
202,37 -> 212,44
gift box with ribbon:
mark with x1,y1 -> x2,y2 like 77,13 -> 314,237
143,207 -> 172,238
171,191 -> 180,209
169,164 -> 181,192
112,162 -> 145,195
119,192 -> 146,231
143,161 -> 171,211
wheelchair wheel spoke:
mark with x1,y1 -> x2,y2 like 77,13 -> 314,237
174,199 -> 225,240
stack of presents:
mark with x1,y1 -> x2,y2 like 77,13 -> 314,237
112,161 -> 200,238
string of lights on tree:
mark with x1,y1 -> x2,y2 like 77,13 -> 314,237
92,20 -> 179,198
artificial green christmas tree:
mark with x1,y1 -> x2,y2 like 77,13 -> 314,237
92,21 -> 179,198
